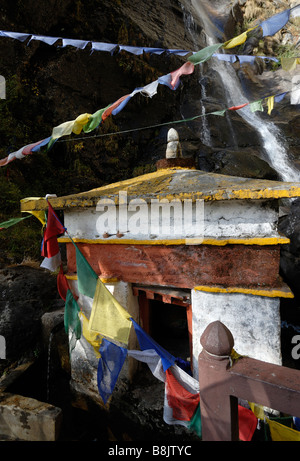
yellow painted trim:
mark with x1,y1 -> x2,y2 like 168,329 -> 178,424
193,285 -> 294,298
58,236 -> 290,246
66,274 -> 119,283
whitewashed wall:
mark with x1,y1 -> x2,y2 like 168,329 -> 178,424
191,289 -> 282,378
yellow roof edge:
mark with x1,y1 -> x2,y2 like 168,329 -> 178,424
57,236 -> 290,246
193,284 -> 294,298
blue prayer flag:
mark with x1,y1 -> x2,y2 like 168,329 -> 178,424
97,339 -> 127,404
260,9 -> 291,37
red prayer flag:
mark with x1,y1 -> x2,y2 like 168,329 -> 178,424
165,368 -> 199,421
102,94 -> 131,122
228,103 -> 249,111
170,61 -> 195,89
57,265 -> 70,301
41,202 -> 65,258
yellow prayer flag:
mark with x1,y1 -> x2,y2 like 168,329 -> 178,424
267,418 -> 300,441
73,113 -> 92,135
51,120 -> 75,140
281,57 -> 300,71
267,95 -> 275,115
88,278 -> 132,345
79,312 -> 102,357
223,27 -> 257,50
249,402 -> 265,420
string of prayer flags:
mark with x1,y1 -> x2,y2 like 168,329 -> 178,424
0,214 -> 32,230
0,138 -> 49,167
88,278 -> 132,346
131,318 -> 176,371
97,338 -> 128,404
40,201 -> 65,272
64,289 -> 82,353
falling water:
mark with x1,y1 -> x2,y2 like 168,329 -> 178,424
189,0 -> 300,182
46,331 -> 54,402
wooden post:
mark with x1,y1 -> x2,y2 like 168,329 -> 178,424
198,320 -> 300,441
198,321 -> 239,441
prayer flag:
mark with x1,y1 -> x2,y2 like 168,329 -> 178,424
83,105 -> 111,133
102,94 -> 132,122
131,319 -> 175,371
165,368 -> 200,422
267,417 -> 300,441
57,265 -> 70,301
29,35 -> 60,46
75,245 -> 98,298
170,61 -> 195,89
260,9 -> 291,37
91,42 -> 118,54
228,103 -> 248,111
41,202 -> 65,271
0,31 -> 30,42
62,38 -> 89,49
79,312 -> 102,357
238,406 -> 258,441
223,27 -> 256,49
188,43 -> 223,64
97,338 -> 127,404
267,95 -> 275,115
0,215 -> 32,229
88,278 -> 132,345
249,99 -> 264,113
281,57 -> 300,71
41,202 -> 65,258
64,289 -> 82,353
72,113 -> 91,135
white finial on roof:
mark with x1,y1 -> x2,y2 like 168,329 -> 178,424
166,128 -> 182,159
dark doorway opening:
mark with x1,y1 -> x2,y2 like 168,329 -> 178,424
149,300 -> 190,361
133,285 -> 192,367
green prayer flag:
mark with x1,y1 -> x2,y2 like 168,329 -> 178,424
250,99 -> 264,113
187,404 -> 202,438
210,109 -> 226,116
64,289 -> 81,352
188,43 -> 223,65
83,105 -> 111,133
0,215 -> 32,229
75,246 -> 98,298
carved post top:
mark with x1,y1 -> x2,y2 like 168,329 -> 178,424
200,321 -> 234,358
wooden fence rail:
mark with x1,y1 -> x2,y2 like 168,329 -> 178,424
198,320 -> 300,441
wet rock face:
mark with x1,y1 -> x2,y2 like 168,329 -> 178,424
0,266 -> 60,363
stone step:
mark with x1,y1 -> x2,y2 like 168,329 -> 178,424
0,392 -> 62,441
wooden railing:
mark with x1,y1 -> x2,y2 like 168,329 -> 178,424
198,321 -> 300,441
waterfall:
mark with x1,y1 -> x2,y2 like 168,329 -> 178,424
188,0 -> 300,182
